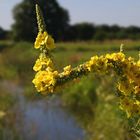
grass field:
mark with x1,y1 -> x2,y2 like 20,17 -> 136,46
0,40 -> 139,140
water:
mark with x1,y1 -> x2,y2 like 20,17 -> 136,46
23,98 -> 85,140
0,80 -> 85,140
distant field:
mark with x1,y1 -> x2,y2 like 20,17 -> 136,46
57,40 -> 140,51
0,39 -> 139,79
54,40 -> 140,69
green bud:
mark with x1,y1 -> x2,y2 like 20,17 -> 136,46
36,4 -> 46,32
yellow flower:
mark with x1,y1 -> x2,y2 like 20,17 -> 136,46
63,65 -> 72,76
44,35 -> 55,50
34,31 -> 48,49
117,81 -> 133,96
34,31 -> 55,50
32,70 -> 58,93
134,86 -> 140,94
33,56 -> 54,72
137,60 -> 140,67
127,63 -> 140,85
86,56 -> 98,71
96,56 -> 108,71
33,59 -> 42,71
112,52 -> 125,61
106,52 -> 125,61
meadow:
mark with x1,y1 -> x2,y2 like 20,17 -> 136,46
0,39 -> 139,140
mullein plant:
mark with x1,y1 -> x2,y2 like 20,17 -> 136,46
33,4 -> 140,138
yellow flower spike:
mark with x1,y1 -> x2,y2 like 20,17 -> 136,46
35,4 -> 46,32
35,5 -> 55,50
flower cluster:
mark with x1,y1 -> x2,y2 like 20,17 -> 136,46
33,54 -> 54,72
33,4 -> 140,118
32,4 -> 58,93
34,31 -> 55,50
32,31 -> 57,93
85,52 -> 140,117
32,70 -> 58,93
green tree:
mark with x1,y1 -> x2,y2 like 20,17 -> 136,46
12,0 -> 69,41
65,23 -> 95,41
0,27 -> 7,40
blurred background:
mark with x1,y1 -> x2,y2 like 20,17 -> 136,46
0,0 -> 139,140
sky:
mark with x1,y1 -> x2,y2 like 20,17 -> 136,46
1,0 -> 140,30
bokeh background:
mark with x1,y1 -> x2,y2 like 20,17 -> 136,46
0,0 -> 140,140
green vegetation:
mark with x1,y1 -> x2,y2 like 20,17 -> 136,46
0,40 -> 139,139
62,75 -> 136,140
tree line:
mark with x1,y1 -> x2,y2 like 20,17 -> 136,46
1,0 -> 140,41
64,23 -> 140,41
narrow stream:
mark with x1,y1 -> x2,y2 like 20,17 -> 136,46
1,80 -> 85,140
